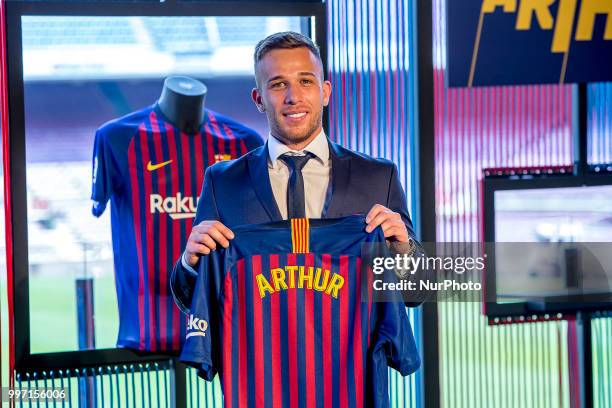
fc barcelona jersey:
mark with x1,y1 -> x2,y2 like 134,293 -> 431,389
91,104 -> 263,351
180,216 -> 420,407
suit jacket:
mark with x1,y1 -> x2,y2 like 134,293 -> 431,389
171,139 -> 420,312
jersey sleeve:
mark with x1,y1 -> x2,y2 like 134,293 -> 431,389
374,301 -> 420,376
367,297 -> 421,407
371,249 -> 421,382
179,247 -> 225,381
362,228 -> 421,407
91,128 -> 119,217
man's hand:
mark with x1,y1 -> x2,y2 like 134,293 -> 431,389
365,204 -> 409,243
183,220 -> 234,267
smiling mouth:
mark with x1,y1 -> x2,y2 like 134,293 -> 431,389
284,112 -> 308,119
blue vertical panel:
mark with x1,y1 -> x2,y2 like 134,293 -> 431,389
588,83 -> 612,165
587,81 -> 612,408
327,0 -> 421,406
432,0 -> 584,406
327,0 -> 414,199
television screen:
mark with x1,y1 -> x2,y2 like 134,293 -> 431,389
485,177 -> 612,317
494,185 -> 612,243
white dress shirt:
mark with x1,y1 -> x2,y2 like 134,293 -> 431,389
267,129 -> 331,219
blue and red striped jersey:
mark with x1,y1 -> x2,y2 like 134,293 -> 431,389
180,216 -> 420,407
91,104 -> 263,352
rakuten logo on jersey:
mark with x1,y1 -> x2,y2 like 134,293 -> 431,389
150,193 -> 198,220
186,314 -> 208,338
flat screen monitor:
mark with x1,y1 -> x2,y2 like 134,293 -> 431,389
483,174 -> 612,318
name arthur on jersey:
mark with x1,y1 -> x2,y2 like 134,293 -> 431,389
256,265 -> 345,299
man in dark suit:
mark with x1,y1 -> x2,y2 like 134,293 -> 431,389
171,32 -> 421,312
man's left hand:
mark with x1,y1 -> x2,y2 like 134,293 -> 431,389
365,204 -> 408,243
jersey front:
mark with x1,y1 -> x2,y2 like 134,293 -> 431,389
91,104 -> 263,351
180,216 -> 420,407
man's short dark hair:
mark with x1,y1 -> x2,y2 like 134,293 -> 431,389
253,31 -> 322,68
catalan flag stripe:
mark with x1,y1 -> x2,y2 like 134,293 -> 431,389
291,218 -> 311,253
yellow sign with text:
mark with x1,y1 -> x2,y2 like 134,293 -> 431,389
447,0 -> 612,86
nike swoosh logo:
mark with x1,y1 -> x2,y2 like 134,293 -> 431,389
147,160 -> 173,171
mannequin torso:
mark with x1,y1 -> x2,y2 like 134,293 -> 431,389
157,76 -> 207,133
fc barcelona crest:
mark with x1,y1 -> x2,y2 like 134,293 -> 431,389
214,153 -> 232,163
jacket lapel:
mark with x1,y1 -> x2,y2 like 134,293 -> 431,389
247,144 -> 283,221
323,141 -> 351,218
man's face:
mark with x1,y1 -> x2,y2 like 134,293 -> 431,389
252,47 -> 332,147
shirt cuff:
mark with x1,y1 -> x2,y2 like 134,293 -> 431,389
181,252 -> 198,276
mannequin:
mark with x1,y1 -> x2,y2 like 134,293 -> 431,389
91,75 -> 262,353
157,76 -> 207,134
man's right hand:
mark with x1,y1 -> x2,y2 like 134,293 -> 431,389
183,220 -> 235,267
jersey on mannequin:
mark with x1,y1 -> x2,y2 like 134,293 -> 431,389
91,76 -> 263,352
